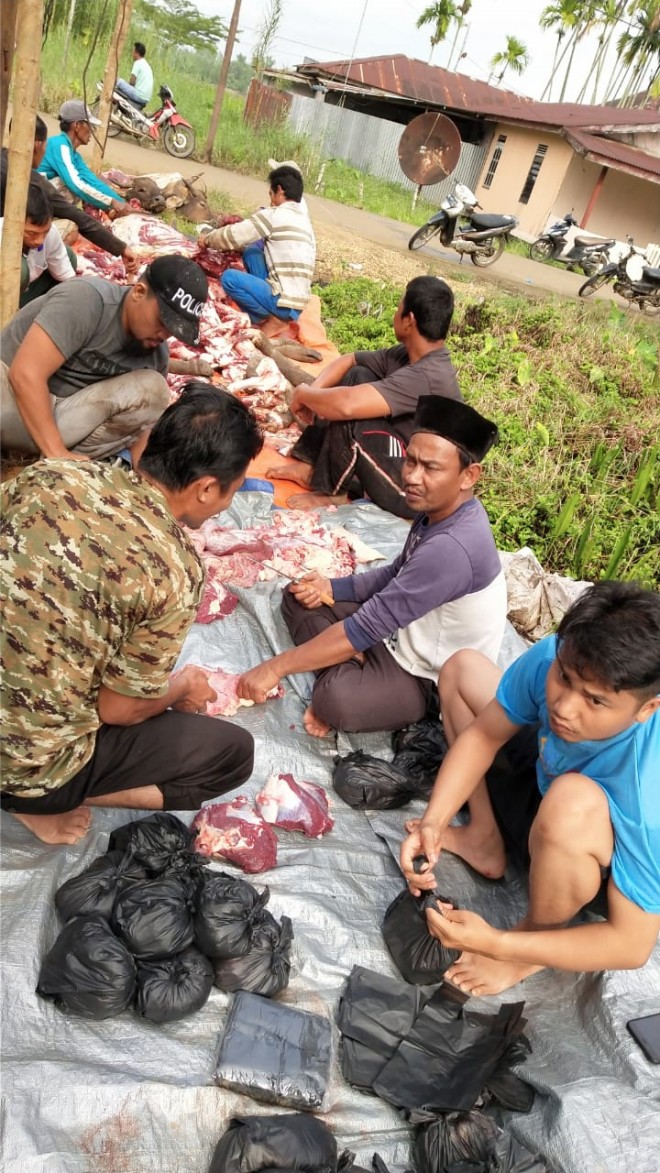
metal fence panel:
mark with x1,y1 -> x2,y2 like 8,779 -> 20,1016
287,92 -> 487,204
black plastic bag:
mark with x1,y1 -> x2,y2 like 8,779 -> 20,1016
333,750 -> 420,810
135,946 -> 214,1023
373,990 -> 531,1114
382,887 -> 460,984
37,915 -> 136,1019
215,991 -> 332,1110
208,1113 -> 337,1173
194,871 -> 269,959
54,850 -> 133,922
108,812 -> 199,877
212,912 -> 293,997
391,714 -> 448,791
414,1110 -> 551,1173
338,1153 -> 394,1173
113,875 -> 195,959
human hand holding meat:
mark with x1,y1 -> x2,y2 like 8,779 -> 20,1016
121,245 -> 139,275
110,200 -> 132,219
289,572 -> 334,610
237,661 -> 283,705
169,665 -> 218,714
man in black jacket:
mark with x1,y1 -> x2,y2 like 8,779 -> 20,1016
0,116 -> 137,275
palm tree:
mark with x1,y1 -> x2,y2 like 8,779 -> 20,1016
446,0 -> 472,70
576,0 -> 628,104
416,1 -> 459,63
616,0 -> 660,105
489,34 -> 530,84
539,0 -> 586,100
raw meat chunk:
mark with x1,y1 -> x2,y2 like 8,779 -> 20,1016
195,569 -> 239,625
189,666 -> 283,718
192,796 -> 278,874
256,774 -> 334,838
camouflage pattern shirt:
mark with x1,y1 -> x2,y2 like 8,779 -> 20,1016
1,461 -> 204,796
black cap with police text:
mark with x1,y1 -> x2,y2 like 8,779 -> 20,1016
145,255 -> 208,346
411,395 -> 498,462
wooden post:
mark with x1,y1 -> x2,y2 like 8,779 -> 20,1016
204,0 -> 242,162
0,0 -> 44,328
90,0 -> 134,173
580,166 -> 608,229
0,0 -> 20,140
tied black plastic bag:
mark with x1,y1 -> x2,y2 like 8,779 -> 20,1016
108,812 -> 199,877
382,887 -> 460,984
208,1113 -> 337,1173
373,989 -> 531,1114
391,714 -> 448,792
55,850 -> 131,922
215,991 -> 332,1110
414,1110 -> 552,1173
212,911 -> 293,997
194,871 -> 269,959
37,915 -> 136,1019
135,946 -> 214,1023
333,750 -> 420,810
113,875 -> 195,959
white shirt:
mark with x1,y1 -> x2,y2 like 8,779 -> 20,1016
132,57 -> 154,102
0,219 -> 76,285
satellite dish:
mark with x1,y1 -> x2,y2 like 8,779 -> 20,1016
398,112 -> 462,186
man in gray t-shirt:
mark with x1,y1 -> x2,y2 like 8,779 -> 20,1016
267,276 -> 461,519
0,255 -> 208,461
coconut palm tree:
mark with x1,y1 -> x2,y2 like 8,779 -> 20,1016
416,1 -> 459,63
616,0 -> 660,105
489,35 -> 530,84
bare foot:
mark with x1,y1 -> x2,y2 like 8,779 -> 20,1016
12,806 -> 92,845
265,461 -> 313,488
441,822 -> 507,880
444,952 -> 543,997
303,704 -> 333,738
287,491 -> 349,510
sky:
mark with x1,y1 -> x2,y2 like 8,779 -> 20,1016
196,0 -> 633,104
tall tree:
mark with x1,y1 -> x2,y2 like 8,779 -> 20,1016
90,0 -> 134,172
252,0 -> 284,79
134,0 -> 228,54
617,0 -> 660,104
416,1 -> 459,63
489,34 -> 530,84
0,0 -> 19,139
539,0 -> 582,99
445,0 -> 472,70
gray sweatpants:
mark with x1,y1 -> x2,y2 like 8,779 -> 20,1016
0,363 -> 170,459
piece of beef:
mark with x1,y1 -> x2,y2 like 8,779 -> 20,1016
195,567 -> 239,625
256,774 -> 334,838
192,796 -> 278,873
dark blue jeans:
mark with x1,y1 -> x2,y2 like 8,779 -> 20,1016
221,243 -> 301,325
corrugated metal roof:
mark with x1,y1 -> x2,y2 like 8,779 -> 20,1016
296,55 -> 660,130
563,128 -> 660,184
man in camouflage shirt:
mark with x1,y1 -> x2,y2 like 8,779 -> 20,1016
1,384 -> 263,846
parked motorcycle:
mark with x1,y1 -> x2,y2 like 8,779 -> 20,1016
94,82 -> 196,159
578,239 -> 660,315
408,184 -> 518,266
529,212 -> 613,276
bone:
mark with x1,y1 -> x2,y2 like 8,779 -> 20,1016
167,357 -> 216,377
250,332 -> 317,387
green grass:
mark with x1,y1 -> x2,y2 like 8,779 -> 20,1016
315,278 -> 660,586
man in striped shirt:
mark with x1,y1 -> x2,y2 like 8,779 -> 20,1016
198,165 -> 315,324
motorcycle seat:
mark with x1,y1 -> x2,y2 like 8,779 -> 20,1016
469,213 -> 516,230
642,266 -> 660,281
574,236 -> 614,248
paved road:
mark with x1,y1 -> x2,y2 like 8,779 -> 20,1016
43,115 -> 611,304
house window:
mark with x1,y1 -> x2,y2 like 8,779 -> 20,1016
519,144 -> 548,204
482,134 -> 507,190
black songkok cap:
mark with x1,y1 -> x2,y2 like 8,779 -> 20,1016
411,395 -> 498,462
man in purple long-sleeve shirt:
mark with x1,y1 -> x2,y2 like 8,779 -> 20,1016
238,397 -> 507,737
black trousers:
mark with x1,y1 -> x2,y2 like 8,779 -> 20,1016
290,366 -> 416,520
281,589 -> 432,733
1,711 -> 254,814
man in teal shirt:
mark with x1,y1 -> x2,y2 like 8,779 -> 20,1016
39,101 -> 129,216
117,42 -> 154,108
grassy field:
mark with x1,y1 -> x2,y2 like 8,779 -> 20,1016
316,278 -> 660,586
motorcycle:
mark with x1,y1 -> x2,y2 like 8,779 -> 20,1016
578,238 -> 660,315
408,183 -> 518,267
529,212 -> 613,277
94,82 -> 196,159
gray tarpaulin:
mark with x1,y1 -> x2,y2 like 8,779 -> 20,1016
2,495 -> 659,1172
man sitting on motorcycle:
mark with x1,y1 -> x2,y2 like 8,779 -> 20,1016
116,41 -> 154,109
198,165 -> 316,325
267,276 -> 461,518
39,101 -> 130,219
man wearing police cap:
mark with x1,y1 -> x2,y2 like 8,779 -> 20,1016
238,395 -> 507,737
0,255 -> 208,462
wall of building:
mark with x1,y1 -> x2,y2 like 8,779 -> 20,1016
585,168 -> 660,248
474,124 -> 574,238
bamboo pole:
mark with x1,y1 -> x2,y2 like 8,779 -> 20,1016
62,0 -> 78,77
0,0 -> 44,328
90,0 -> 134,173
0,0 -> 20,140
204,0 -> 242,162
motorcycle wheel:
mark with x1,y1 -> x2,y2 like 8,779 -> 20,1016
471,237 -> 505,267
529,238 -> 555,262
408,223 -> 438,251
578,272 -> 610,298
91,100 -> 121,137
581,252 -> 608,278
163,124 -> 196,159
639,297 -> 660,316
